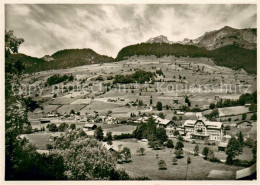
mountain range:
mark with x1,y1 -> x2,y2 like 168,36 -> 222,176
8,26 -> 257,74
146,26 -> 256,50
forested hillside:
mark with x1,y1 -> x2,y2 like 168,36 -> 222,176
116,43 -> 257,74
9,48 -> 114,73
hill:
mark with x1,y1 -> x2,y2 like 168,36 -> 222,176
115,43 -> 256,74
9,48 -> 114,73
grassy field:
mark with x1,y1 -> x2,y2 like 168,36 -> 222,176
114,139 -> 243,180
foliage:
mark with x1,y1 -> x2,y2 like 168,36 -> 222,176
9,48 -> 114,74
58,123 -> 69,132
121,147 -> 131,162
185,96 -> 191,107
225,137 -> 241,165
194,145 -> 199,156
46,74 -> 74,86
242,113 -> 247,120
174,149 -> 183,159
69,124 -> 76,130
202,147 -> 209,159
24,97 -> 40,112
136,147 -> 145,156
156,101 -> 163,111
51,130 -> 129,180
47,123 -> 58,132
175,141 -> 184,150
113,70 -> 154,84
113,133 -> 135,140
158,160 -> 167,170
158,112 -> 165,119
94,126 -> 104,141
166,139 -> 174,148
115,43 -> 256,74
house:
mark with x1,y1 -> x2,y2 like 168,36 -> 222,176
83,123 -> 97,131
236,120 -> 252,128
176,111 -> 185,115
218,142 -> 228,151
152,115 -> 177,129
183,119 -> 224,141
245,103 -> 251,108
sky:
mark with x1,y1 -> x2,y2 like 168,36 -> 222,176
5,4 -> 257,58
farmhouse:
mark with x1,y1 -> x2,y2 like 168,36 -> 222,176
83,123 -> 97,131
236,120 -> 252,128
183,119 -> 224,141
152,115 -> 180,129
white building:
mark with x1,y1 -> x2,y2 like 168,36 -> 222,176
183,119 -> 224,141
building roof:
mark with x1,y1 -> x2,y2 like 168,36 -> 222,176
218,142 -> 228,148
184,120 -> 223,129
83,123 -> 96,128
152,115 -> 171,125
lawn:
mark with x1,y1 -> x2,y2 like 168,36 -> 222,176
114,139 -> 243,180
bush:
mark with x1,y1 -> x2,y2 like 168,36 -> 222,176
166,139 -> 174,148
209,157 -> 221,163
48,123 -> 58,132
113,133 -> 135,140
158,160 -> 167,170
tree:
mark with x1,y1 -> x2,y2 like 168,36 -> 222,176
70,109 -> 75,115
251,112 -> 257,120
185,96 -> 191,107
172,157 -> 178,165
121,147 -> 131,162
242,113 -> 247,120
185,157 -> 191,179
58,123 -> 69,132
156,127 -> 168,144
237,131 -> 244,147
177,135 -> 184,141
175,141 -> 184,150
48,123 -> 58,132
137,147 -> 145,156
202,147 -> 209,159
166,139 -> 174,148
173,130 -> 179,136
225,137 -> 241,164
94,126 -> 104,141
106,132 -> 113,145
209,103 -> 215,109
69,123 -> 76,130
158,160 -> 167,170
156,101 -> 163,111
158,112 -> 165,119
228,118 -> 232,122
175,149 -> 183,159
194,145 -> 199,156
51,130 -> 129,180
150,96 -> 153,105
172,116 -> 177,121
252,141 -> 257,163
207,150 -> 215,160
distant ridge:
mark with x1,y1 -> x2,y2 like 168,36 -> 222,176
9,48 -> 114,73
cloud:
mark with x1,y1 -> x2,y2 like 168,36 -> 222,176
5,4 -> 256,58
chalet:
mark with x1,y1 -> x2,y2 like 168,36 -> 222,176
152,115 -> 179,129
236,120 -> 252,128
83,123 -> 97,131
183,119 -> 224,141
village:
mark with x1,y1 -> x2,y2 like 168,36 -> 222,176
18,55 -> 257,180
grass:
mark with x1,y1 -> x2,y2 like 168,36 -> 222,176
115,139 -> 243,180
